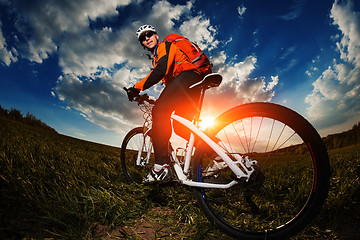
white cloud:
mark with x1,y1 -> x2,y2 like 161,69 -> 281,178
266,76 -> 279,91
1,0 -> 280,137
151,0 -> 192,30
237,5 -> 246,18
1,0 -> 132,64
59,27 -> 131,76
179,15 -> 219,50
54,70 -> 142,134
331,0 -> 360,67
202,55 -> 279,117
305,0 -> 360,129
53,0 -> 198,133
56,0 -> 195,76
305,66 -> 318,77
210,50 -> 227,69
220,56 -> 257,87
0,21 -> 18,66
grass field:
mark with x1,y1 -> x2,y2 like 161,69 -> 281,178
1,117 -> 359,239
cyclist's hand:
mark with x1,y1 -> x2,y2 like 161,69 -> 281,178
126,87 -> 140,102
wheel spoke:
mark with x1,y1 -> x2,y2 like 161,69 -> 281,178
265,119 -> 275,153
251,117 -> 263,153
271,123 -> 286,151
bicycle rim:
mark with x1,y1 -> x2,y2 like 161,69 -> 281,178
121,127 -> 155,184
192,102 -> 330,239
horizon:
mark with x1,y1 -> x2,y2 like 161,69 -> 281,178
1,0 -> 360,147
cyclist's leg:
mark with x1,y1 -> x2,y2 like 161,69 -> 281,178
172,78 -> 202,140
152,71 -> 202,165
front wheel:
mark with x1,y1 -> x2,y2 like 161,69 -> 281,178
192,102 -> 330,239
121,127 -> 154,184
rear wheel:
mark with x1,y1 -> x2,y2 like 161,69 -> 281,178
192,102 -> 330,239
121,127 -> 154,184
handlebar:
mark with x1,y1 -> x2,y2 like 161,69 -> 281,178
123,87 -> 156,105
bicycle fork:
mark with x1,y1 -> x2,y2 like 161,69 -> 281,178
136,128 -> 152,167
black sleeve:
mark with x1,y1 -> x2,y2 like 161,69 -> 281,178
142,42 -> 172,91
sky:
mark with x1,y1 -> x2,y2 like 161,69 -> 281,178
0,0 -> 360,147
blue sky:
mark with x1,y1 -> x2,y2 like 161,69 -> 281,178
1,0 -> 359,146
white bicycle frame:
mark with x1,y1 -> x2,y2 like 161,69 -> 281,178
136,112 -> 256,189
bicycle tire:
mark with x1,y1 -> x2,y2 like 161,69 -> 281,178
121,127 -> 154,184
192,102 -> 330,239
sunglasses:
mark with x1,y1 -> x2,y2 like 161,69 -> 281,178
139,31 -> 155,42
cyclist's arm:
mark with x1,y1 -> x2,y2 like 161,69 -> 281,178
135,42 -> 172,91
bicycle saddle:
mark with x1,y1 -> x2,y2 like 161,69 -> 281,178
190,73 -> 222,90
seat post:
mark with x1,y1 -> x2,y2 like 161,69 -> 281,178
190,73 -> 222,126
193,88 -> 205,126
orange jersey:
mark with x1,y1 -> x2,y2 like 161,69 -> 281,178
134,41 -> 197,91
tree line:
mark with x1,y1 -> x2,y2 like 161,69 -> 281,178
322,122 -> 360,150
1,104 -> 359,150
0,105 -> 57,133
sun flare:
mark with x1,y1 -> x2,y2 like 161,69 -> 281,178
199,116 -> 216,130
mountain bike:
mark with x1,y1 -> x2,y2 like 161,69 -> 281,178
121,73 -> 330,239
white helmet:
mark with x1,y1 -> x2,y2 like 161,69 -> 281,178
136,25 -> 156,40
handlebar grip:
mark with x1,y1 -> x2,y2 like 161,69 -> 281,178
123,87 -> 155,104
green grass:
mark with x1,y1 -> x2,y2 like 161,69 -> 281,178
1,117 -> 359,239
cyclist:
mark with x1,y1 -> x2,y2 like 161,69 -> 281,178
126,25 -> 207,183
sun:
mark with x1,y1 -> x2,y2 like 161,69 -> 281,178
199,116 -> 216,130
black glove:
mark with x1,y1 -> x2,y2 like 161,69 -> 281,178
126,87 -> 140,101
